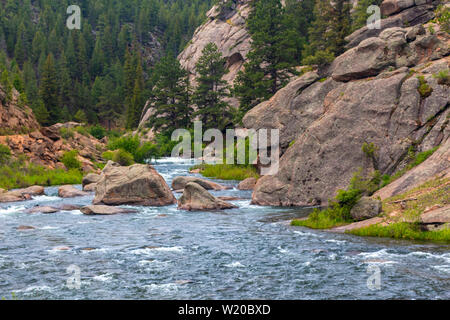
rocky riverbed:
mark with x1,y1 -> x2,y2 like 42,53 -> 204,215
0,158 -> 449,299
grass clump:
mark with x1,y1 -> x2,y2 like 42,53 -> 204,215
112,149 -> 134,166
191,163 -> 259,181
417,75 -> 433,98
0,144 -> 12,164
348,222 -> 450,242
59,127 -> 75,140
433,69 -> 450,86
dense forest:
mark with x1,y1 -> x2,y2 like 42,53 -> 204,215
0,0 -> 213,128
0,0 -> 384,133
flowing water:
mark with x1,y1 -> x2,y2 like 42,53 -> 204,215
0,158 -> 449,300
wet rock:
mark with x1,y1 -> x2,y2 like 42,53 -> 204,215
81,205 -> 138,215
350,197 -> 383,221
178,182 -> 237,211
237,177 -> 257,190
83,183 -> 97,192
332,217 -> 384,233
218,196 -> 243,201
59,204 -> 83,211
58,185 -> 89,198
17,225 -> 36,231
82,173 -> 101,188
27,206 -> 59,214
94,163 -> 176,206
0,186 -> 45,203
172,176 -> 228,191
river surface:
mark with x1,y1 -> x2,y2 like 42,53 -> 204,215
0,158 -> 449,300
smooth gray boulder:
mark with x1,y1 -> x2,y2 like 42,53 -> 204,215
58,185 -> 89,198
172,176 -> 228,191
350,197 -> 383,221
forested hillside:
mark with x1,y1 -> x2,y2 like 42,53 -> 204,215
0,0 -> 213,128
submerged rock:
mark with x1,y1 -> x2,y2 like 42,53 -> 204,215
172,176 -> 228,191
17,225 -> 36,231
237,177 -> 257,190
58,185 -> 89,198
94,163 -> 176,206
81,205 -> 138,215
350,197 -> 383,221
178,182 -> 237,211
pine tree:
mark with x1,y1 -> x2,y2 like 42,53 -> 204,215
39,54 -> 60,124
126,56 -> 145,129
148,55 -> 192,134
193,43 -> 231,131
302,0 -> 352,66
234,0 -> 297,121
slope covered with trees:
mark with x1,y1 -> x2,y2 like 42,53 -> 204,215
0,0 -> 213,128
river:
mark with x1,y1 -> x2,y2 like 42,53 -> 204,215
0,158 -> 448,299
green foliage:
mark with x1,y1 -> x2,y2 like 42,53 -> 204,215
89,124 -> 107,140
74,110 -> 88,124
74,126 -> 89,137
433,69 -> 450,86
361,142 -> 377,158
61,150 -> 81,170
112,149 -> 134,166
192,163 -> 260,181
193,43 -> 232,131
59,127 -> 74,140
102,151 -> 115,161
0,159 -> 83,190
302,49 -> 335,67
107,134 -> 158,163
435,4 -> 450,33
417,75 -> 433,98
349,222 -> 450,242
234,0 -> 303,121
291,206 -> 352,229
147,55 -> 192,135
0,144 -> 12,164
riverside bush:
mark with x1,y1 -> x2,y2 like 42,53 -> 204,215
112,149 -> 134,166
61,150 -> 81,170
0,144 -> 11,164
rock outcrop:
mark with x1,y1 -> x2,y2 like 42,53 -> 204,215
350,197 -> 383,221
0,87 -> 40,133
94,163 -> 176,206
245,10 -> 449,206
178,182 -> 237,211
172,176 -> 228,191
178,0 -> 251,90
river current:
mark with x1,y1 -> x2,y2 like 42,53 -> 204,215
0,158 -> 448,299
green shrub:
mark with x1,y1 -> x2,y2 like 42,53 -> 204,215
302,49 -> 335,67
0,144 -> 11,164
89,124 -> 107,140
102,151 -> 114,161
193,163 -> 259,181
112,149 -> 134,166
433,69 -> 450,86
60,127 -> 75,140
61,150 -> 81,170
108,135 -> 140,155
134,142 -> 159,163
435,4 -> 450,33
417,75 -> 433,98
74,126 -> 89,136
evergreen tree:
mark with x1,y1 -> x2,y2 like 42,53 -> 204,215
126,56 -> 145,129
39,54 -> 60,124
193,43 -> 231,131
148,55 -> 192,134
234,0 -> 297,121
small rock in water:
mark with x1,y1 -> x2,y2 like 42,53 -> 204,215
55,246 -> 71,251
58,185 -> 89,198
17,225 -> 36,231
27,206 -> 59,214
81,205 -> 138,215
59,204 -> 83,211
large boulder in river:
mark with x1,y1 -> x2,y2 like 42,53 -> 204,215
94,163 -> 176,206
81,205 -> 138,216
172,176 -> 228,191
178,182 -> 237,211
58,185 -> 89,198
238,177 -> 258,190
350,197 -> 383,221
